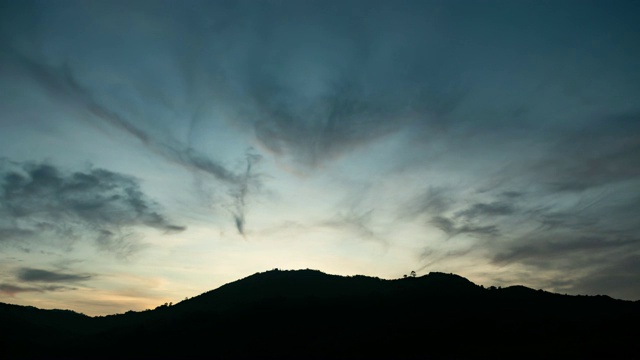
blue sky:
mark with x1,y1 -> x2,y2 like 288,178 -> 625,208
1,0 -> 639,315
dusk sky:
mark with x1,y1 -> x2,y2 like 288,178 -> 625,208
1,0 -> 639,316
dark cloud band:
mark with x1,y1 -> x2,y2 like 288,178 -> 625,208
17,268 -> 92,283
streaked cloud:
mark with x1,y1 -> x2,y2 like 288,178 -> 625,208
0,283 -> 73,297
17,268 -> 93,283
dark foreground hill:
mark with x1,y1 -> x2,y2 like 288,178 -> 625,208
2,269 -> 639,359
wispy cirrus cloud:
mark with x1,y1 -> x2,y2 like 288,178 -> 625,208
404,144 -> 640,299
455,202 -> 516,220
430,216 -> 500,239
5,47 -> 263,236
527,113 -> 640,193
9,54 -> 239,183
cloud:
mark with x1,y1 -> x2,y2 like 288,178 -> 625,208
0,160 -> 184,257
492,236 -> 639,266
456,113 -> 640,198
0,283 -> 35,296
11,53 -> 240,184
571,254 -> 640,300
406,171 -> 640,300
17,268 -> 92,283
213,1 -> 472,169
1,0 -> 640,303
405,188 -> 503,239
403,187 -> 454,219
228,151 -> 262,236
323,209 -> 384,244
0,283 -> 73,297
491,234 -> 640,300
4,0 -> 460,170
482,192 -> 640,300
0,227 -> 36,242
531,113 -> 640,193
247,79 -> 415,167
456,202 -> 516,219
430,216 -> 499,239
6,49 -> 263,235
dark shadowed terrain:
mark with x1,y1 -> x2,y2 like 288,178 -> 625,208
2,269 -> 638,359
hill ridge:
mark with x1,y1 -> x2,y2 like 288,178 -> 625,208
2,268 -> 639,359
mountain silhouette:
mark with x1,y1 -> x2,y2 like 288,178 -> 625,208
2,269 -> 638,359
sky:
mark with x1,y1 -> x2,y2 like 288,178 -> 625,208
1,0 -> 639,316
